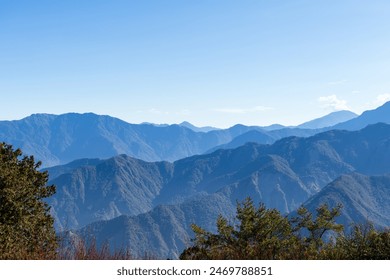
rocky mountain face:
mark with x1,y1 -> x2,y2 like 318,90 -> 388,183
302,172 -> 390,230
74,193 -> 235,259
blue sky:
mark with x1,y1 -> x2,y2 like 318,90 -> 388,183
1,0 -> 390,127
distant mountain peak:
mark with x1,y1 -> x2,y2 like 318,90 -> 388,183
178,121 -> 219,132
333,101 -> 390,130
298,110 -> 358,129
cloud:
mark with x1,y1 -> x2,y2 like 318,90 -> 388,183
327,79 -> 348,86
374,93 -> 390,106
318,95 -> 349,111
214,106 -> 273,114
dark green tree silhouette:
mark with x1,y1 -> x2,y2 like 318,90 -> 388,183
0,143 -> 58,259
180,198 -> 344,260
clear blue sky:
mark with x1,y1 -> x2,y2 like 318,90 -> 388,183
1,0 -> 390,128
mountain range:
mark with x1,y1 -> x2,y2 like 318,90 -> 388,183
2,102 -> 390,258
0,113 -> 269,167
72,171 -> 390,259
45,122 -> 390,258
4,102 -> 388,168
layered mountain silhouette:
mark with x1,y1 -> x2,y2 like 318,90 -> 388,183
297,110 -> 357,129
47,123 -> 390,235
178,121 -> 219,133
3,102 -> 390,258
69,170 -> 390,259
207,102 -> 390,152
1,113 -> 295,167
4,103 -> 388,168
333,101 -> 390,130
0,113 -> 259,167
79,172 -> 390,259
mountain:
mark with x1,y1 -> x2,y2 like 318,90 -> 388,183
0,113 -> 263,167
0,113 -> 325,168
332,101 -> 390,130
47,123 -> 390,232
260,124 -> 286,131
207,127 -> 325,153
70,172 -> 390,259
179,121 -> 219,132
4,102 -> 389,168
297,110 -> 358,129
206,130 -> 275,153
47,145 -> 312,230
203,103 -> 390,151
302,172 -> 390,230
48,155 -> 173,230
73,193 -> 235,259
48,123 -> 390,258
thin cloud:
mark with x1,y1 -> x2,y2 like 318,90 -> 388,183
214,106 -> 273,114
318,95 -> 349,111
327,79 -> 348,86
374,93 -> 390,106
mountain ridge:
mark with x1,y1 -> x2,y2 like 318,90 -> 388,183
297,110 -> 358,129
3,102 -> 390,167
303,172 -> 390,229
47,123 -> 390,231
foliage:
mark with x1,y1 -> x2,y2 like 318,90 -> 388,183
181,199 -> 296,259
0,143 -> 58,259
180,198 -> 390,260
291,204 -> 343,250
180,198 -> 343,259
322,223 -> 390,259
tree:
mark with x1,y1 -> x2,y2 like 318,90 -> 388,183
181,198 -> 298,259
291,204 -> 343,251
324,223 -> 390,260
180,198 -> 343,260
0,143 -> 58,259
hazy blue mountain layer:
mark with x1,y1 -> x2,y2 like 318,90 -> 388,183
6,101 -> 389,168
205,102 -> 390,152
0,113 -> 277,167
332,101 -> 390,130
179,121 -> 219,132
47,123 -> 390,231
297,110 -> 358,129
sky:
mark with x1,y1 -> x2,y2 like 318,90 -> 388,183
1,0 -> 390,128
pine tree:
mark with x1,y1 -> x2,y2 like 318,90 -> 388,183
0,143 -> 58,259
180,198 -> 344,260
